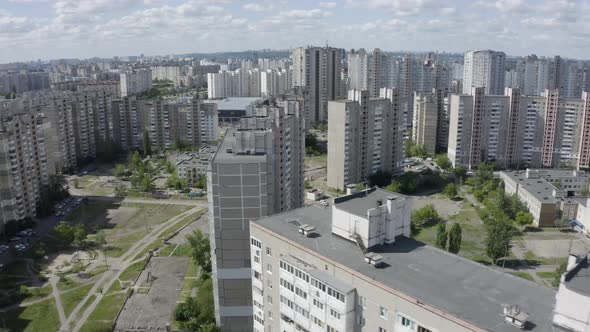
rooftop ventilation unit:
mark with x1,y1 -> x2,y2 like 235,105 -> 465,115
298,224 -> 316,237
503,304 -> 529,329
364,252 -> 383,267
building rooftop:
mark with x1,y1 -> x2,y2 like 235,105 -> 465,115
210,128 -> 268,164
501,169 -> 590,204
252,205 -> 559,332
207,97 -> 265,111
564,256 -> 590,297
333,188 -> 408,218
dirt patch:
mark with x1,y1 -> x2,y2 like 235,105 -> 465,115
104,207 -> 139,226
524,239 -> 590,258
46,251 -> 93,274
411,195 -> 465,218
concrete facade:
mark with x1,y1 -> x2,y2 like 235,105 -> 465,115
412,92 -> 438,154
463,50 -> 506,95
249,188 -> 559,332
327,89 -> 405,190
208,97 -> 304,330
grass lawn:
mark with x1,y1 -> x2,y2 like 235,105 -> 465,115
509,272 -> 535,282
81,291 -> 128,330
414,203 -> 488,263
119,261 -> 145,283
61,283 -> 94,317
537,271 -> 556,279
2,298 -> 60,332
57,275 -> 81,291
22,284 -> 52,303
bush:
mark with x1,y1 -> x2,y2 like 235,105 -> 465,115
411,205 -> 439,236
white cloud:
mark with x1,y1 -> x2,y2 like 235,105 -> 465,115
319,2 -> 337,9
345,0 -> 433,16
243,3 -> 265,12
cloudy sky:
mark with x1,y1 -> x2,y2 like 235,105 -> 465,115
0,0 -> 589,63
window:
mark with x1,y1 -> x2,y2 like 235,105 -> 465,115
378,328 -> 387,332
357,315 -> 365,327
267,264 -> 272,274
380,306 -> 387,319
358,296 -> 366,308
253,255 -> 260,263
312,315 -> 324,327
312,298 -> 324,310
253,270 -> 261,280
418,326 -> 432,332
267,279 -> 273,289
267,295 -> 273,304
399,315 -> 415,329
266,247 -> 272,256
295,287 -> 307,299
251,238 -> 262,248
326,326 -> 338,332
330,309 -> 341,320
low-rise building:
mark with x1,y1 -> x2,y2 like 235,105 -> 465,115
250,187 -> 560,332
499,169 -> 590,227
173,145 -> 216,186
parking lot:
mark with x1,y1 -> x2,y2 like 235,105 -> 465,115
0,195 -> 85,269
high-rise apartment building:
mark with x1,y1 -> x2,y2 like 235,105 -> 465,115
292,46 -> 344,124
120,69 -> 153,97
413,92 -> 438,154
0,112 -> 49,230
249,187 -> 557,332
208,97 -> 304,330
327,89 -> 404,190
448,88 -> 590,169
463,50 -> 506,95
347,49 -> 369,91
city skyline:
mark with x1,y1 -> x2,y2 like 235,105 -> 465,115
1,0 -> 590,63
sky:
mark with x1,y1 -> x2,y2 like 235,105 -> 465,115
0,0 -> 589,63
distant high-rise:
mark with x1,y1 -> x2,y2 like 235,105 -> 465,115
347,48 -> 369,91
448,87 -> 590,169
292,46 -> 344,124
120,69 -> 152,97
413,92 -> 438,154
327,88 -> 404,190
463,50 -> 506,95
208,97 -> 304,330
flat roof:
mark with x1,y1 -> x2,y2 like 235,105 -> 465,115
211,128 -> 268,164
501,171 -> 557,203
564,257 -> 590,296
334,187 -> 408,218
207,97 -> 264,110
252,205 -> 558,332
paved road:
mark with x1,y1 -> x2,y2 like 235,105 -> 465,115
50,276 -> 67,325
63,206 -> 204,332
85,195 -> 208,207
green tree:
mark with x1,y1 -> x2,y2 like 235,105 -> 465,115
195,175 -> 207,190
385,180 -> 402,193
95,230 -> 107,247
443,183 -> 458,198
72,224 -> 87,247
368,170 -> 392,187
128,151 -> 142,173
305,133 -> 318,150
114,164 -> 126,178
448,223 -> 462,254
411,204 -> 439,236
435,154 -> 452,170
515,211 -> 534,226
114,184 -> 127,197
54,221 -> 75,246
454,165 -> 467,183
187,230 -> 212,275
435,223 -> 447,249
165,160 -> 175,174
143,130 -> 152,156
485,220 -> 514,265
